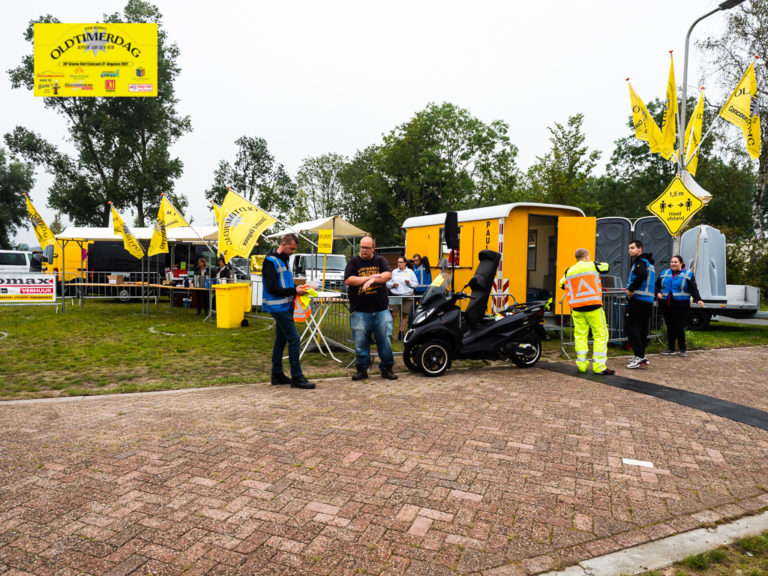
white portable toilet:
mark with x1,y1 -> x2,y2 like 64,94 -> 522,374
680,225 -> 727,302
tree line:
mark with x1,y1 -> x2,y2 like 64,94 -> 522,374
2,0 -> 767,251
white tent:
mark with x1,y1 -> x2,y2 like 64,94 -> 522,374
265,215 -> 368,239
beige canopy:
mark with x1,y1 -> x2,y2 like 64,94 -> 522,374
266,215 -> 368,239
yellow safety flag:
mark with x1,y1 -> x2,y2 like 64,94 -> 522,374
628,81 -> 662,153
719,61 -> 761,159
212,201 -> 222,226
217,190 -> 276,263
683,89 -> 705,176
24,194 -> 55,248
659,53 -> 678,160
110,204 -> 145,260
148,196 -> 189,256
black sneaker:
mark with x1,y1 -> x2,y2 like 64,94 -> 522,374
381,369 -> 398,380
595,368 -> 615,375
271,373 -> 291,385
352,368 -> 368,381
290,375 -> 316,389
660,349 -> 676,355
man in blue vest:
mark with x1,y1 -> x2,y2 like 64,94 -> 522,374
625,240 -> 656,369
262,233 -> 316,389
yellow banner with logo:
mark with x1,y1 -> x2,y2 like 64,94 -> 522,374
111,204 -> 145,260
34,23 -> 157,97
148,196 -> 189,256
217,191 -> 277,263
25,195 -> 55,248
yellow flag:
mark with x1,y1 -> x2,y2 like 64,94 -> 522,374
683,90 -> 705,176
217,190 -> 276,263
720,61 -> 761,158
110,205 -> 145,260
148,196 -> 188,257
25,195 -> 55,248
629,82 -> 662,153
659,54 -> 678,160
160,196 -> 188,229
212,201 -> 222,226
720,62 -> 756,131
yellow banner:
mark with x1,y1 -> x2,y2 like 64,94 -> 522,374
34,23 -> 157,97
217,191 -> 276,263
25,195 -> 55,248
683,90 -> 704,177
148,197 -> 188,257
111,205 -> 145,259
659,54 -> 677,160
317,229 -> 334,254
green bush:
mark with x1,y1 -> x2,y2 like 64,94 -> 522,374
727,237 -> 768,304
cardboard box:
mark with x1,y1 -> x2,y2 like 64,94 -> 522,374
107,275 -> 124,285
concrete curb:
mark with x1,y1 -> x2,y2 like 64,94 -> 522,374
540,510 -> 768,576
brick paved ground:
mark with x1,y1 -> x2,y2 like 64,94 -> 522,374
1,346 -> 768,575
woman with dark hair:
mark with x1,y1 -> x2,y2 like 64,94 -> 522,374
655,255 -> 705,357
412,254 -> 432,295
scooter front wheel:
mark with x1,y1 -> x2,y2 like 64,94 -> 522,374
418,340 -> 451,377
509,335 -> 542,368
403,344 -> 421,372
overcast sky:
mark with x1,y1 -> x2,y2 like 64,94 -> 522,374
4,0 -> 735,247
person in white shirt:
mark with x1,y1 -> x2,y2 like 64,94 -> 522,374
386,256 -> 419,340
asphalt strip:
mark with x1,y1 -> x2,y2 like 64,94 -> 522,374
537,361 -> 768,432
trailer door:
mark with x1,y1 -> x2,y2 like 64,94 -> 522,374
555,217 -> 596,314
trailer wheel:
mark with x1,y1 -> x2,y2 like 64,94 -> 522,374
418,340 -> 451,377
686,309 -> 711,331
118,288 -> 131,302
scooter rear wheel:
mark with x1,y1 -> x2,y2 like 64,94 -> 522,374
403,344 -> 421,372
510,335 -> 542,368
418,340 -> 451,377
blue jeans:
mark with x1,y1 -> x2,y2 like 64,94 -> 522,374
271,310 -> 303,378
351,310 -> 394,371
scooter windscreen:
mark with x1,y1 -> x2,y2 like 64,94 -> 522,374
417,269 -> 453,309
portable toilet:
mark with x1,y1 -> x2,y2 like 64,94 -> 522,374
402,203 -> 593,313
634,216 -> 673,272
596,217 -> 632,283
680,225 -> 727,302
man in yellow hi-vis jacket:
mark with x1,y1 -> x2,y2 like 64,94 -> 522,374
559,248 -> 615,375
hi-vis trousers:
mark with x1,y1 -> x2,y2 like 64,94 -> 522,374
572,307 -> 609,373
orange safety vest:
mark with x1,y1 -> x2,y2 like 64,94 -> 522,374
563,266 -> 603,308
293,294 -> 312,322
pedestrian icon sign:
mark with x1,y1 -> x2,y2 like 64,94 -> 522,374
647,177 -> 704,236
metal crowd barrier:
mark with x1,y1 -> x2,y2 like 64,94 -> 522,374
559,289 -> 663,358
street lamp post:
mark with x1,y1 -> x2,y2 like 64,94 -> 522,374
678,0 -> 747,173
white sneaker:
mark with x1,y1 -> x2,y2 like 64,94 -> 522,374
626,356 -> 638,367
628,357 -> 649,369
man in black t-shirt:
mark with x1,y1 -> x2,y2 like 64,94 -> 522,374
344,236 -> 397,381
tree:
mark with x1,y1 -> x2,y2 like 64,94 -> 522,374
0,149 -> 36,248
296,153 -> 347,220
5,1 -> 191,227
204,136 -> 296,222
525,113 -> 601,211
700,0 -> 768,237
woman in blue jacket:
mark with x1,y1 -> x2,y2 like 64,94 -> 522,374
655,255 -> 705,357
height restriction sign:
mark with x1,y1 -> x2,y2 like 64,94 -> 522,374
647,176 -> 704,236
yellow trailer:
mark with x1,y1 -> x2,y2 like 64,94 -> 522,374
402,203 -> 596,313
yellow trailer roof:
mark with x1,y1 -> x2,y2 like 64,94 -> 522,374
401,203 -> 584,228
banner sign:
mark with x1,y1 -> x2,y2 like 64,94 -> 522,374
0,274 -> 57,303
317,229 -> 334,254
34,23 -> 158,97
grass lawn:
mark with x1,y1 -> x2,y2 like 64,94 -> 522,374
1,300 -> 767,400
